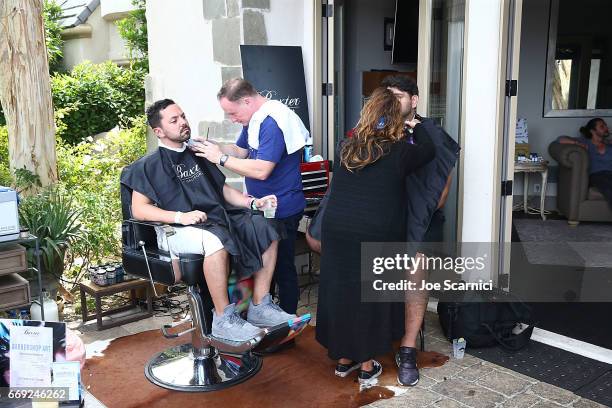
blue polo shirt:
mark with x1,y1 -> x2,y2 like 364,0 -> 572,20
237,116 -> 305,218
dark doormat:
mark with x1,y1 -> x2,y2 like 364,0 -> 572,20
576,370 -> 612,407
527,302 -> 612,349
468,340 -> 612,406
510,220 -> 612,349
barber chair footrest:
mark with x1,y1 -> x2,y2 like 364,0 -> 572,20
252,313 -> 312,354
145,343 -> 262,392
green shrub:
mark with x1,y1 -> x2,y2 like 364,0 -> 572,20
116,0 -> 148,70
19,185 -> 84,283
51,61 -> 145,144
1,118 -> 146,286
0,126 -> 12,186
44,0 -> 64,73
0,116 -> 146,281
57,117 -> 146,274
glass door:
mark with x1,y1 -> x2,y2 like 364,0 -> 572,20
497,0 -> 523,287
427,0 -> 466,244
321,0 -> 335,160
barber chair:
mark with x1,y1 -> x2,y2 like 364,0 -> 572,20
120,185 -> 295,392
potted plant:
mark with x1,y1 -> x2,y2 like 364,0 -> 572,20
19,186 -> 83,299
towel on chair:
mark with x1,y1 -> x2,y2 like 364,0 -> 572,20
247,100 -> 311,154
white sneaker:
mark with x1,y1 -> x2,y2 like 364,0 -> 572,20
211,303 -> 263,342
247,294 -> 296,327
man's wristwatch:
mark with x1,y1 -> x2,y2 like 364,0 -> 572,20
250,198 -> 258,210
219,154 -> 229,167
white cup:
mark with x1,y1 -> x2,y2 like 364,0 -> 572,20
453,338 -> 466,359
263,198 -> 277,218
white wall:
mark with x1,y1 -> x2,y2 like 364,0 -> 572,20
146,0 -> 223,129
460,0 -> 503,243
100,0 -> 134,20
61,5 -> 133,70
264,0 -> 314,132
146,0 -> 313,137
62,7 -> 111,69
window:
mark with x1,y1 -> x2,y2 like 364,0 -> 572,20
544,0 -> 612,117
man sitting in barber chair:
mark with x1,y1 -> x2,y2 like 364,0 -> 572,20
121,98 -> 296,343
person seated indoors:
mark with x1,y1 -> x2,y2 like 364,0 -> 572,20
558,118 -> 612,207
121,98 -> 297,343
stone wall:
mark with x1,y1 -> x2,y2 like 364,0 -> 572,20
200,0 -> 271,143
145,0 -> 306,154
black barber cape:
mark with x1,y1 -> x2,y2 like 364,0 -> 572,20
405,117 -> 460,242
120,146 -> 280,278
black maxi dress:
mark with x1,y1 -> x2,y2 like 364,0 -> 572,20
315,124 -> 435,363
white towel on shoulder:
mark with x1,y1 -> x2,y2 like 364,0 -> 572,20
247,100 -> 311,154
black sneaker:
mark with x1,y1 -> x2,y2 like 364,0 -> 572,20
334,360 -> 360,378
358,360 -> 382,385
396,346 -> 419,386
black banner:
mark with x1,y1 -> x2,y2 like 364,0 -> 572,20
240,45 -> 310,131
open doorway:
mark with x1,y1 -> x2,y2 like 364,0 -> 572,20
507,0 -> 612,350
325,0 -> 464,244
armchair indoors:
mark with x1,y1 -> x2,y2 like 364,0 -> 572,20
548,141 -> 612,225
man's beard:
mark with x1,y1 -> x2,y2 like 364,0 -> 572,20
178,127 -> 191,141
404,108 -> 416,121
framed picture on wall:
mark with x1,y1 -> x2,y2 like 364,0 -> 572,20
384,18 -> 394,51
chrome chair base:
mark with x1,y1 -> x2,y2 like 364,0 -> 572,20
145,344 -> 262,392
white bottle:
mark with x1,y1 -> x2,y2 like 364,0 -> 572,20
30,289 -> 59,322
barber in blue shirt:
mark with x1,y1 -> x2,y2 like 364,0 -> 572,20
195,78 -> 306,316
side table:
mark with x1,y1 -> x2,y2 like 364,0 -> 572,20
80,278 -> 153,330
514,160 -> 549,220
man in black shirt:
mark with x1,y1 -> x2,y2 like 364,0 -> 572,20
382,75 -> 457,386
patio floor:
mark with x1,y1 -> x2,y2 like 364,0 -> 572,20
70,281 -> 606,408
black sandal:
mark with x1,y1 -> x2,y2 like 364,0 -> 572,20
334,360 -> 360,377
358,360 -> 382,385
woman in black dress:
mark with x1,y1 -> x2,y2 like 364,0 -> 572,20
315,88 -> 435,384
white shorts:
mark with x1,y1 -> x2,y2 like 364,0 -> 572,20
155,226 -> 224,259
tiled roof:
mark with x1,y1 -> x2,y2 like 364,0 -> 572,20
56,0 -> 100,29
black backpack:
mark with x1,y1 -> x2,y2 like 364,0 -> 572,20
437,288 -> 535,351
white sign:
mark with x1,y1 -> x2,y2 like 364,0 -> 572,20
52,361 -> 81,401
9,324 -> 53,387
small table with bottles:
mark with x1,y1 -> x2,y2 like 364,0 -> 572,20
79,277 -> 153,331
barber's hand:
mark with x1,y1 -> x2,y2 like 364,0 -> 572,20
178,210 -> 207,225
254,195 -> 277,210
405,118 -> 421,129
194,141 -> 223,164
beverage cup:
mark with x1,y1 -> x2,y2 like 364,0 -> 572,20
453,338 -> 466,359
263,198 -> 277,219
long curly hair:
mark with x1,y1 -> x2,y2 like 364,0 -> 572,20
340,87 -> 405,172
